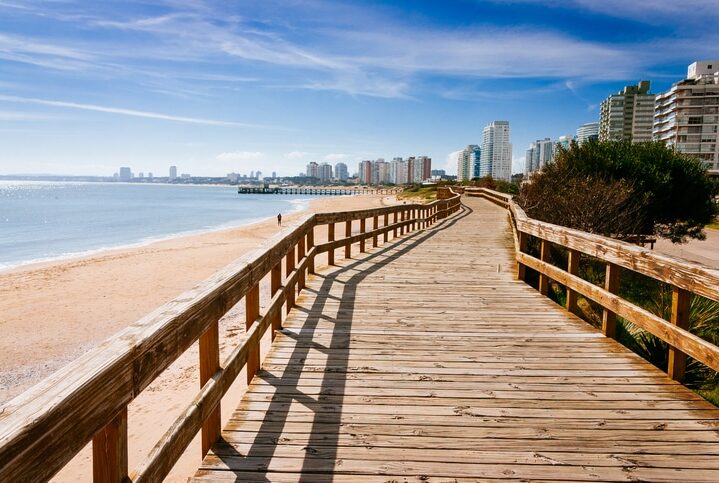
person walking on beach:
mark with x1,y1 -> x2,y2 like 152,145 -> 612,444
277,213 -> 282,227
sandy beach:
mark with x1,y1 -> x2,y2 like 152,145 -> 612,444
0,193 -> 397,482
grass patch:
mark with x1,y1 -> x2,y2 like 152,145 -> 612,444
697,386 -> 719,406
397,185 -> 437,201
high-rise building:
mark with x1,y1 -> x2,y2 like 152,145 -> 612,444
524,138 -> 553,174
599,81 -> 656,143
457,145 -> 480,181
524,146 -> 534,175
470,149 -> 481,179
318,163 -> 333,182
373,159 -> 390,184
576,122 -> 599,145
654,60 -> 719,169
334,162 -> 348,180
358,160 -> 373,184
119,167 -> 132,181
272,171 -> 277,178
306,162 -> 319,179
406,157 -> 416,184
169,165 -> 177,180
480,121 -> 512,181
556,135 -> 573,149
456,145 -> 474,182
390,157 -> 408,185
414,156 -> 431,183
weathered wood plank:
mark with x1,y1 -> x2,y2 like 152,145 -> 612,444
192,195 -> 719,481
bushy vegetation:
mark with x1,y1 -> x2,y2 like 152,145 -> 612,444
514,141 -> 719,405
516,140 -> 718,243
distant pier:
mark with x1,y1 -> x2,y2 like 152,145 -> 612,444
237,186 -> 399,195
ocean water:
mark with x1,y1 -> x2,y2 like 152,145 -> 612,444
0,181 -> 316,271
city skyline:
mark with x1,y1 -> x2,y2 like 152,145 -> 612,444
1,1 -> 718,177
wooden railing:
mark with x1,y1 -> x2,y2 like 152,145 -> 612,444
0,193 -> 461,482
466,187 -> 719,383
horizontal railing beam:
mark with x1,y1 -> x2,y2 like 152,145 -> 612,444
0,192 -> 462,483
517,251 -> 719,373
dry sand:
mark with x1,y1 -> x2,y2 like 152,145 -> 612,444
0,194 -> 398,482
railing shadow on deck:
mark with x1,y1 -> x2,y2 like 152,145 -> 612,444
0,190 -> 463,482
207,204 -> 474,480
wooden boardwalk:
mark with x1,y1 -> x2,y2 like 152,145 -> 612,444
192,197 -> 719,482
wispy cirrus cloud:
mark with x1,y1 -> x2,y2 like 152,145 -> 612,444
488,0 -> 719,23
2,1 -> 714,101
0,110 -> 59,121
0,94 -> 267,128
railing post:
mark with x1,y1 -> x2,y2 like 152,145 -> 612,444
538,239 -> 551,296
344,220 -> 352,258
602,263 -> 620,338
566,248 -> 580,315
360,218 -> 366,253
668,287 -> 691,381
400,210 -> 405,236
246,284 -> 260,383
383,213 -> 389,242
307,227 -> 315,274
516,231 -> 528,281
328,223 -> 335,265
297,236 -> 306,291
372,215 -> 379,248
286,246 -> 296,313
198,320 -> 220,457
393,211 -> 398,238
93,407 -> 128,483
271,262 -> 282,340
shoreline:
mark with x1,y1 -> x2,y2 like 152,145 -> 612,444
0,194 -> 315,274
0,193 -> 398,482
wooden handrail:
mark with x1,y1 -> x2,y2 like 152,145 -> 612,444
469,187 -> 719,383
0,191 -> 462,482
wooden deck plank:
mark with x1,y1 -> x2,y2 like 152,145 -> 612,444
193,197 -> 719,481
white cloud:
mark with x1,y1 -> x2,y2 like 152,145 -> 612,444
490,0 -> 719,23
0,110 -> 58,121
444,150 -> 462,175
512,155 -> 526,175
284,151 -> 310,160
216,151 -> 264,161
0,94 -> 267,127
324,153 -> 349,161
6,1 -> 718,100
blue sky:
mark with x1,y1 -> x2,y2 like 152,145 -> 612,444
1,0 -> 718,177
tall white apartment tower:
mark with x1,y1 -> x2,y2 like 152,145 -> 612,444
480,121 -> 512,181
599,81 -> 655,142
576,122 -> 599,144
456,145 -> 478,181
654,60 -> 719,169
